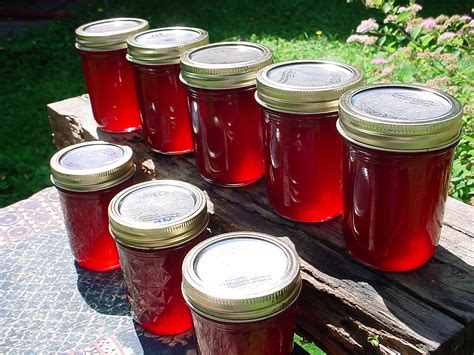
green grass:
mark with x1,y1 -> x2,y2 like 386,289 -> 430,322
295,333 -> 326,354
0,0 -> 471,207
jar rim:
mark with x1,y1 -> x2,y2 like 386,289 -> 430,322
338,83 -> 463,151
50,141 -> 135,192
256,60 -> 364,114
75,17 -> 149,52
127,27 -> 209,65
108,180 -> 209,249
182,232 -> 301,322
180,41 -> 273,89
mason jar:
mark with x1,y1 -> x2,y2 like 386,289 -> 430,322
50,141 -> 135,271
256,60 -> 363,222
108,180 -> 210,335
180,42 -> 273,186
337,84 -> 463,272
127,27 -> 209,154
182,232 -> 301,354
75,18 -> 149,132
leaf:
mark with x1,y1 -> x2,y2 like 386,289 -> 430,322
367,335 -> 380,347
378,35 -> 387,47
382,3 -> 393,13
397,12 -> 412,22
421,34 -> 435,47
410,25 -> 422,41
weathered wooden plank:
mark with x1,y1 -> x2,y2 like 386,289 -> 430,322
48,95 -> 474,354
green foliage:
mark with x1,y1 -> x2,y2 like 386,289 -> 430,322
367,334 -> 380,347
294,333 -> 326,354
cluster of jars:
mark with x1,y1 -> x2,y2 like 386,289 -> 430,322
50,17 -> 463,353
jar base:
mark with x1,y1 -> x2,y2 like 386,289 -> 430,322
346,250 -> 433,272
97,125 -> 142,134
149,147 -> 194,155
271,206 -> 341,223
201,174 -> 262,187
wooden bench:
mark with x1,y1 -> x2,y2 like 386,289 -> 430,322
48,95 -> 474,354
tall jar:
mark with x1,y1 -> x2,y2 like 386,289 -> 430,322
108,180 -> 210,335
255,60 -> 363,222
180,42 -> 273,186
50,141 -> 135,271
75,18 -> 149,132
337,84 -> 463,272
127,27 -> 209,154
182,232 -> 301,355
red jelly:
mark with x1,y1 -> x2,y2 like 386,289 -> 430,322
75,18 -> 149,132
182,232 -> 301,354
337,84 -> 463,272
180,42 -> 273,186
256,60 -> 363,222
127,27 -> 209,154
108,180 -> 210,335
50,141 -> 135,271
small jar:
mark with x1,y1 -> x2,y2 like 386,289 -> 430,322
108,180 -> 210,335
127,27 -> 209,154
75,18 -> 149,132
182,232 -> 301,355
256,60 -> 363,222
180,42 -> 273,186
50,141 -> 135,271
337,84 -> 463,272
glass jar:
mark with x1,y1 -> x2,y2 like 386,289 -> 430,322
108,180 -> 210,335
256,60 -> 364,222
127,27 -> 209,154
337,84 -> 463,272
50,141 -> 135,271
182,232 -> 301,354
75,18 -> 149,132
180,42 -> 273,186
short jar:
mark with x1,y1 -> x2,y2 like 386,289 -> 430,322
50,141 -> 135,271
182,232 -> 301,354
337,84 -> 463,272
127,27 -> 209,154
108,180 -> 210,335
256,60 -> 364,222
180,42 -> 273,186
75,18 -> 149,132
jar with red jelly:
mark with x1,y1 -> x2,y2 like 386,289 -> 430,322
50,141 -> 135,271
256,60 -> 363,222
180,42 -> 273,186
127,27 -> 209,154
182,232 -> 301,355
75,18 -> 149,132
108,180 -> 210,335
337,84 -> 463,272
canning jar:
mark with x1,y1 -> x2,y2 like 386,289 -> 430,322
180,42 -> 273,186
127,27 -> 209,154
50,141 -> 135,271
108,180 -> 210,335
182,232 -> 301,354
75,18 -> 149,132
256,60 -> 363,222
337,84 -> 463,272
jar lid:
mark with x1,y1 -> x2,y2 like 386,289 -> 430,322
180,42 -> 273,89
75,18 -> 149,51
337,84 -> 463,151
127,27 -> 209,65
182,232 -> 301,322
256,60 -> 364,113
108,180 -> 209,249
50,141 -> 135,192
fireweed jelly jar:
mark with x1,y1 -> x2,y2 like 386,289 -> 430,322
255,60 -> 363,222
182,232 -> 301,355
127,27 -> 209,154
108,180 -> 210,335
75,18 -> 149,132
50,141 -> 135,271
337,84 -> 463,272
180,42 -> 273,186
